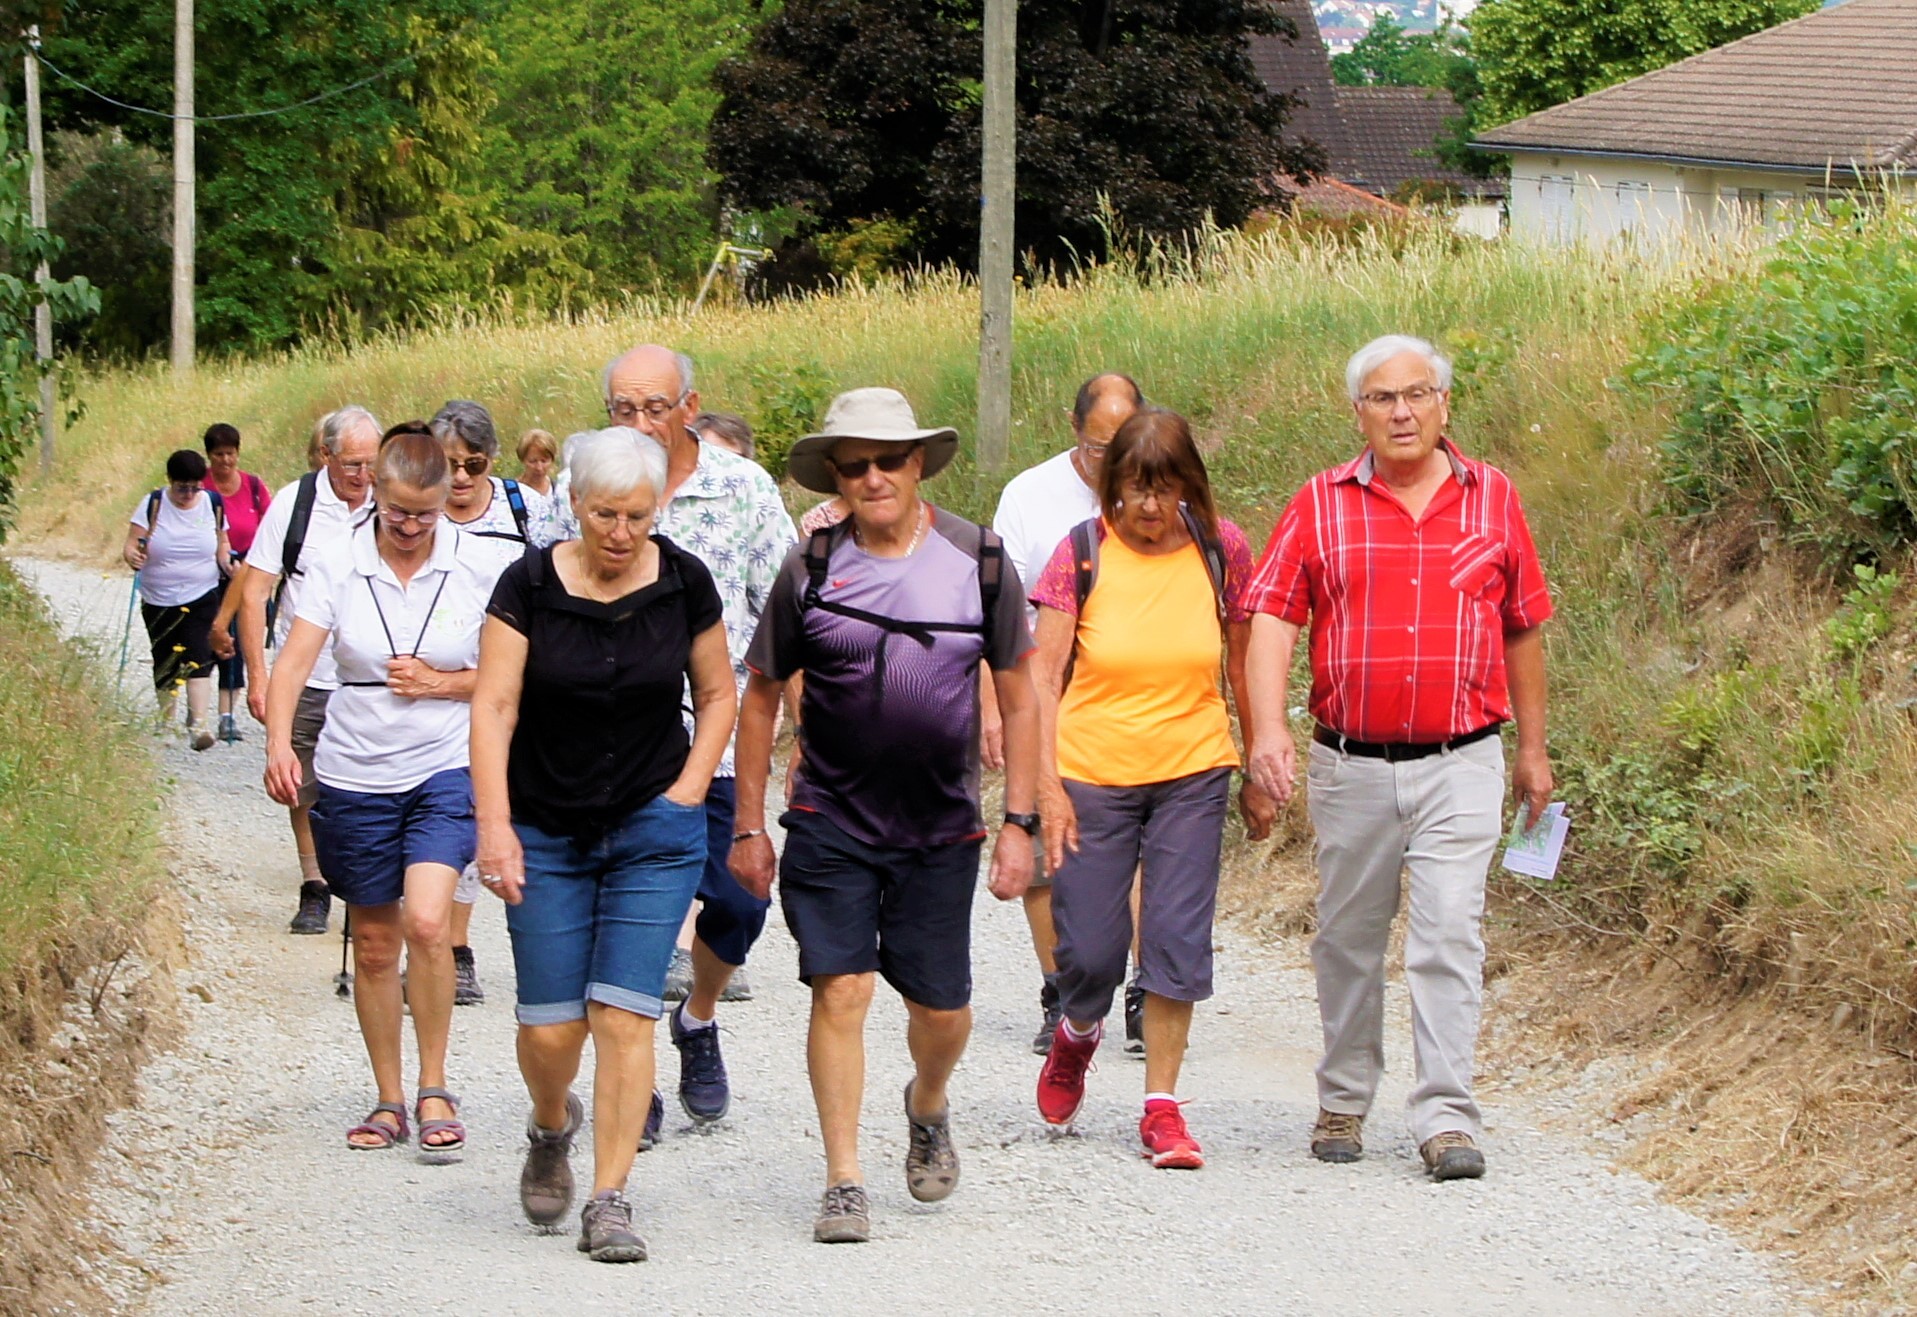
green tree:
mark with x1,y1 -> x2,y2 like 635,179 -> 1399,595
46,129 -> 170,356
1331,13 -> 1495,179
710,0 -> 1320,278
0,106 -> 98,539
478,0 -> 759,295
42,0 -> 564,351
1470,0 -> 1820,128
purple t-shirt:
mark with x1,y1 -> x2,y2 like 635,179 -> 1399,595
747,508 -> 1033,849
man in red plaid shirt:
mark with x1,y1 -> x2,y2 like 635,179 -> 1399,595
1245,334 -> 1553,1182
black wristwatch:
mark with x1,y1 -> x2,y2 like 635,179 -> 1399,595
1003,811 -> 1040,836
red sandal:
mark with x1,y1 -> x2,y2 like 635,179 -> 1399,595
415,1087 -> 466,1161
346,1101 -> 410,1150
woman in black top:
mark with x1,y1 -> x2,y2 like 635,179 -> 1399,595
471,427 -> 736,1263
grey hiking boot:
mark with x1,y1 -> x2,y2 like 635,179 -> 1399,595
718,966 -> 753,1002
1124,980 -> 1147,1056
452,945 -> 484,1005
1031,975 -> 1063,1056
1420,1130 -> 1486,1182
813,1181 -> 870,1244
662,947 -> 694,1002
521,1090 -> 584,1228
903,1079 -> 959,1203
1311,1109 -> 1365,1164
577,1189 -> 647,1262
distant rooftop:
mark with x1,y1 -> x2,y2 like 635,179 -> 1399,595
1474,0 -> 1917,174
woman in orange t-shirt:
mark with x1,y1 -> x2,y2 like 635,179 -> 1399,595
1028,408 -> 1276,1169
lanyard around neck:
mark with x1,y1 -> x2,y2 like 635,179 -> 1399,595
364,567 -> 451,660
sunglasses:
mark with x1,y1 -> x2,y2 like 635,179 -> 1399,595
828,448 -> 918,480
447,455 -> 491,477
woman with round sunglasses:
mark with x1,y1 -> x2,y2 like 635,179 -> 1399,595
263,431 -> 498,1157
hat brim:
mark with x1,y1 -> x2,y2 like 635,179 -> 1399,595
786,429 -> 959,494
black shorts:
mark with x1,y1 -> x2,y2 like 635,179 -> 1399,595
141,587 -> 220,692
777,809 -> 980,1011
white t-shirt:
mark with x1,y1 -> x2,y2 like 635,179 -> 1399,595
245,474 -> 371,691
129,491 -> 222,607
445,476 -> 563,584
294,522 -> 493,794
992,449 -> 1102,626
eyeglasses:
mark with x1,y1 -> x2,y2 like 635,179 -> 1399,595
334,459 -> 374,475
608,392 -> 688,425
1075,437 -> 1113,463
447,455 -> 491,477
380,505 -> 441,528
828,448 -> 919,480
168,481 -> 202,497
1358,385 -> 1444,413
584,507 -> 656,531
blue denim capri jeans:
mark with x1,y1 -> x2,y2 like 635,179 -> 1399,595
505,793 -> 706,1025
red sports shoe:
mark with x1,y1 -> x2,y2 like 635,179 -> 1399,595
1036,1021 -> 1100,1126
1139,1100 -> 1204,1169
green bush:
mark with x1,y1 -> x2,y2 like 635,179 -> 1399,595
1629,199 -> 1917,559
744,359 -> 836,481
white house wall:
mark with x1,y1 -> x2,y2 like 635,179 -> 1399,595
1504,153 -> 1904,247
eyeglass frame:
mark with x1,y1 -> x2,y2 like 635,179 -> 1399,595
378,503 -> 443,528
581,506 -> 659,532
1356,384 -> 1446,413
827,446 -> 921,481
607,390 -> 690,426
447,454 -> 491,477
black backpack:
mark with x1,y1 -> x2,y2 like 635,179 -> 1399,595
143,486 -> 226,539
800,517 -> 1005,696
271,471 -> 321,617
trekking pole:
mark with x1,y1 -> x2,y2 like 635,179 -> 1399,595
334,909 -> 353,999
116,570 -> 140,691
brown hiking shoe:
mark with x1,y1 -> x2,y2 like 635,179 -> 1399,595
903,1080 -> 959,1203
814,1181 -> 870,1244
1420,1130 -> 1486,1181
577,1190 -> 647,1263
1311,1109 -> 1365,1163
520,1090 -> 584,1228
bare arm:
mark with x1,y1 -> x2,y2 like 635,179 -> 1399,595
1504,624 -> 1552,828
1246,613 -> 1304,805
1030,607 -> 1075,873
1225,617 -> 1276,839
729,672 -> 785,900
263,618 -> 327,805
239,567 -> 275,722
471,617 -> 528,902
978,664 -> 1004,770
121,522 -> 148,571
666,622 -> 738,804
986,654 -> 1040,901
385,656 -> 478,702
216,526 -> 234,577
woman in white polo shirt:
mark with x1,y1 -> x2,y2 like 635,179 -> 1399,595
263,430 -> 493,1159
122,448 -> 233,749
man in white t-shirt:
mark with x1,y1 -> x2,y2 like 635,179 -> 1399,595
225,405 -> 381,935
985,372 -> 1142,1055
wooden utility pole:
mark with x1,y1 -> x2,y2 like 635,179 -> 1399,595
23,27 -> 55,472
170,0 -> 194,378
977,0 -> 1015,471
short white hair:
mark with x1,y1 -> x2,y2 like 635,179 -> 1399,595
559,430 -> 593,472
320,404 -> 382,453
568,427 -> 668,505
600,349 -> 696,403
1345,335 -> 1453,403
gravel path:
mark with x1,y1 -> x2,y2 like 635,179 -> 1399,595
16,556 -> 1805,1316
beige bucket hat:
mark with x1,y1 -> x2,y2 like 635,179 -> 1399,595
786,387 -> 959,494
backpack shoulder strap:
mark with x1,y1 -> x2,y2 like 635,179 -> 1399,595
802,528 -> 835,604
526,541 -> 548,590
247,472 -> 270,517
1179,506 -> 1229,621
144,488 -> 162,533
1069,518 -> 1100,612
975,522 -> 1003,623
282,471 -> 320,581
206,488 -> 226,530
501,478 -> 530,542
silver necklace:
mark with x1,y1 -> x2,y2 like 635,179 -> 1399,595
854,502 -> 929,557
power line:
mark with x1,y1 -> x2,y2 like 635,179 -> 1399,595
28,27 -> 470,124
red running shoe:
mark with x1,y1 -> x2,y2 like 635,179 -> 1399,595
1139,1100 -> 1204,1169
1036,1021 -> 1101,1126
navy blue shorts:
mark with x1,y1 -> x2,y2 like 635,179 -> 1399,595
310,767 -> 476,908
696,777 -> 772,966
777,809 -> 981,1011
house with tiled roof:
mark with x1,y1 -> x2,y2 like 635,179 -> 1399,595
1250,0 -> 1505,234
1473,0 -> 1913,245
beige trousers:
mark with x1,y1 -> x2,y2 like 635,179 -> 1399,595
1304,733 -> 1505,1143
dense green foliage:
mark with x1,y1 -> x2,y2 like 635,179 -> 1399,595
0,107 -> 97,541
45,130 -> 169,356
710,0 -> 1322,280
1630,202 -> 1917,560
477,0 -> 758,296
1469,0 -> 1819,127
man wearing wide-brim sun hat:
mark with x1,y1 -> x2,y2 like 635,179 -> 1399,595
730,385 -> 1043,1245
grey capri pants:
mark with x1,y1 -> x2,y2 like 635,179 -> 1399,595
1050,766 -> 1233,1026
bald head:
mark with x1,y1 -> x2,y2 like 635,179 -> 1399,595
602,345 -> 700,446
1071,372 -> 1143,447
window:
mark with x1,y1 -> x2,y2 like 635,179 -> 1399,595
1539,174 -> 1576,241
1614,180 -> 1652,234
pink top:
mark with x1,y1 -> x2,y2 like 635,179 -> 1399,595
215,470 -> 272,556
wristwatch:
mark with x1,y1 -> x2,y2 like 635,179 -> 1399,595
1003,811 -> 1040,836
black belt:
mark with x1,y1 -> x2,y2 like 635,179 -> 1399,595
1313,723 -> 1501,762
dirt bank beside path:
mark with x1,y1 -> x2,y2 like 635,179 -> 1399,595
16,554 -> 1805,1316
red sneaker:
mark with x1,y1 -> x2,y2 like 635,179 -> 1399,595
1036,1021 -> 1100,1126
1139,1100 -> 1204,1169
